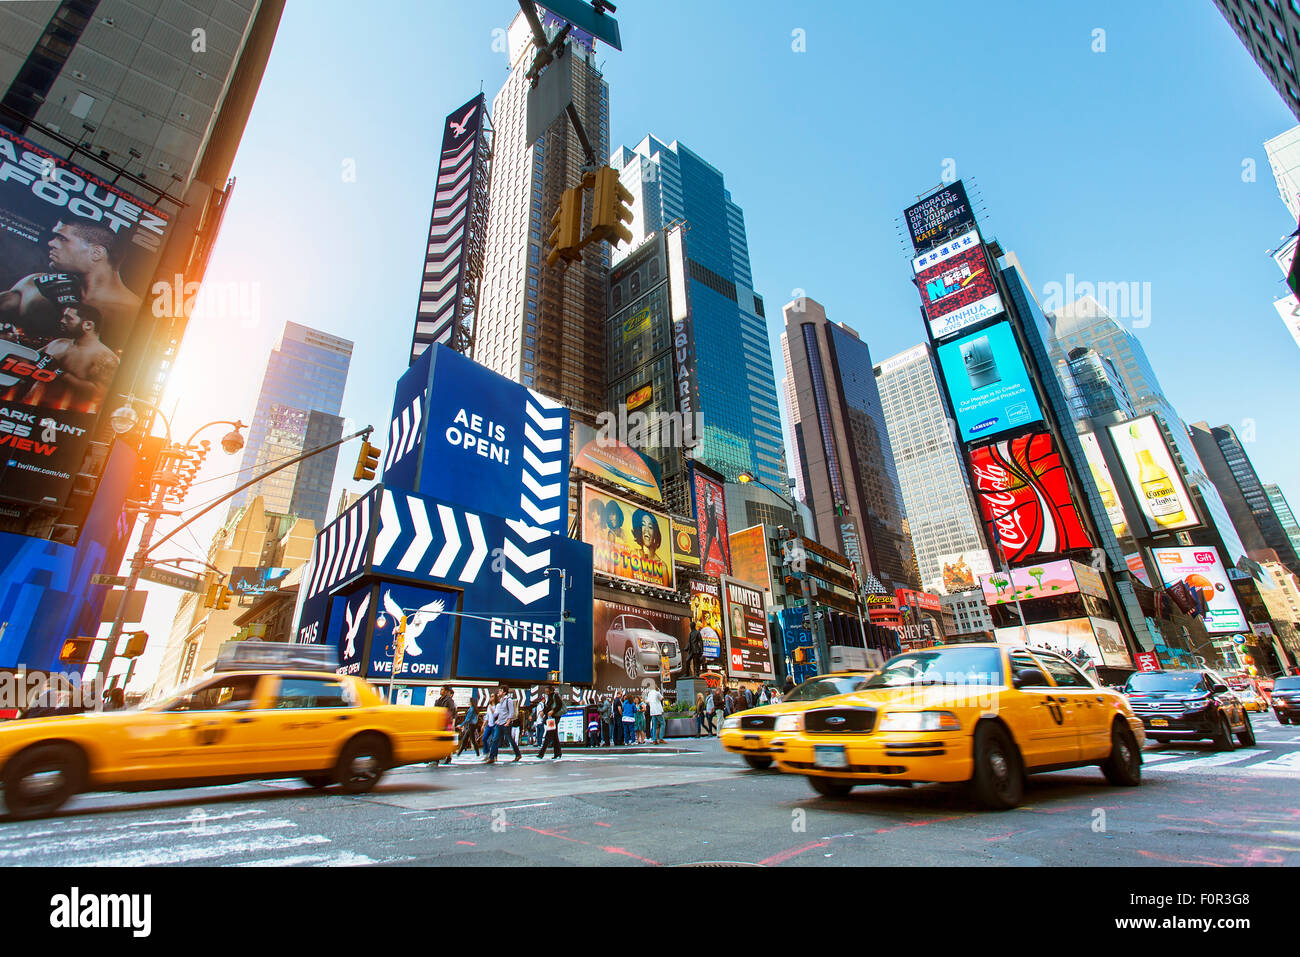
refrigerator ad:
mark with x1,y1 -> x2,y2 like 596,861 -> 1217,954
936,322 -> 1043,442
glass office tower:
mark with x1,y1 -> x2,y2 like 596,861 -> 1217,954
611,137 -> 785,488
227,321 -> 352,528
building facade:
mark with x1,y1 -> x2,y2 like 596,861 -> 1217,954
1265,482 -> 1300,561
1213,0 -> 1300,120
610,136 -> 785,488
226,321 -> 352,528
874,342 -> 989,595
473,14 -> 610,412
782,297 -> 918,590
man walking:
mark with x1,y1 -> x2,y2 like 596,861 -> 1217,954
434,685 -> 456,765
645,681 -> 666,745
536,685 -> 564,760
599,695 -> 613,747
492,690 -> 522,763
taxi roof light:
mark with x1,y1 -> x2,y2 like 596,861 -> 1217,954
212,641 -> 336,674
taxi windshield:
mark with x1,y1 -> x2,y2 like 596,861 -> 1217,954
1125,672 -> 1207,693
865,647 -> 1004,688
784,675 -> 872,702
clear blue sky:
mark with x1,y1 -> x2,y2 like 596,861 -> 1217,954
130,0 -> 1300,686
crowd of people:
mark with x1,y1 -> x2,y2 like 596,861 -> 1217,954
434,676 -> 797,764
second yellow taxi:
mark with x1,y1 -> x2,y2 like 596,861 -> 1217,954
720,671 -> 875,769
769,643 -> 1145,809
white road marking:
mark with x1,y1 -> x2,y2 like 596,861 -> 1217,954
498,802 -> 553,810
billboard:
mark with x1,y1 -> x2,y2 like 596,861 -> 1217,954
692,465 -> 731,578
980,558 -> 1106,606
912,229 -> 1004,339
229,566 -> 290,596
994,616 -> 1132,670
1150,546 -> 1248,634
728,525 -> 772,598
970,430 -> 1094,564
1106,416 -> 1199,533
935,551 -> 994,595
672,519 -> 700,567
689,579 -> 723,660
1079,431 -> 1129,540
721,576 -> 774,680
0,127 -> 170,507
593,597 -> 689,692
581,484 -> 674,589
571,422 -> 663,501
369,582 -> 458,681
903,181 -> 975,251
936,322 -> 1043,442
384,344 -> 570,534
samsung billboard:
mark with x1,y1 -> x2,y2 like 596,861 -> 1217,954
936,322 -> 1043,442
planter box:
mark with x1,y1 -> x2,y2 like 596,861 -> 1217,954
665,715 -> 698,738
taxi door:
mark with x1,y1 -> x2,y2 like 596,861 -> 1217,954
1003,651 -> 1080,767
253,675 -> 359,773
115,674 -> 273,781
1032,652 -> 1112,761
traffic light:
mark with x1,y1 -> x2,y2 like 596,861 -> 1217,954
792,647 -> 806,664
59,638 -> 95,665
353,440 -> 381,482
589,165 -> 633,246
203,582 -> 221,608
215,584 -> 232,611
546,186 -> 585,266
121,632 -> 148,658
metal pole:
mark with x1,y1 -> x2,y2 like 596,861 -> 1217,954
558,569 -> 567,682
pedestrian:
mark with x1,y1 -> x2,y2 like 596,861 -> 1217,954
704,686 -> 717,735
645,681 -> 665,744
456,697 -> 481,757
621,692 -> 636,745
587,712 -> 601,747
742,684 -> 753,710
434,685 -> 457,765
722,687 -> 735,720
782,676 -> 795,696
634,695 -> 647,744
481,690 -> 500,764
695,692 -> 706,737
598,694 -> 613,747
492,690 -> 521,762
536,685 -> 563,760
533,693 -> 547,748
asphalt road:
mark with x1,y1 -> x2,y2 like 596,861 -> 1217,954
3,714 -> 1298,866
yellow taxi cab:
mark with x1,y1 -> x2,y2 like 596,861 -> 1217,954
0,645 -> 456,819
719,672 -> 876,770
769,643 -> 1145,809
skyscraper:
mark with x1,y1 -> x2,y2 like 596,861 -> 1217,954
227,322 -> 352,528
611,136 -> 785,488
782,297 -> 918,589
1190,422 -> 1300,575
474,14 -> 610,412
874,343 -> 990,594
1213,0 -> 1300,120
1265,482 -> 1300,562
1060,347 -> 1135,420
1048,296 -> 1249,565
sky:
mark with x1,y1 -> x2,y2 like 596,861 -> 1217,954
120,0 -> 1300,690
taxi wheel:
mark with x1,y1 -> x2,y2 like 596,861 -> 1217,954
1210,714 -> 1235,752
335,735 -> 390,794
968,723 -> 1024,810
809,776 -> 855,798
743,755 -> 773,770
1100,721 -> 1141,787
302,775 -> 333,789
2,743 -> 84,819
1236,714 -> 1256,748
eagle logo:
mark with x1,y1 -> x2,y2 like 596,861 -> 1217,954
342,592 -> 370,660
449,105 -> 477,138
383,589 -> 445,658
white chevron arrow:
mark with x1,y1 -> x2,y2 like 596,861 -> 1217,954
521,469 -> 561,500
525,401 -> 563,432
520,494 -> 561,527
505,518 -> 551,544
430,504 -> 461,578
527,389 -> 562,410
503,537 -> 551,575
397,495 -> 432,572
460,513 -> 487,583
524,423 -> 562,455
523,446 -> 562,476
501,568 -> 550,605
402,398 -> 422,457
372,489 -> 401,566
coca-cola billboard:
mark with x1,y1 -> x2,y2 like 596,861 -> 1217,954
969,431 -> 1094,564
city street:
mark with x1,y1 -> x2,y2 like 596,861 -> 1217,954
4,715 -> 1297,867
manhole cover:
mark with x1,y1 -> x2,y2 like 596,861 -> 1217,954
673,861 -> 763,867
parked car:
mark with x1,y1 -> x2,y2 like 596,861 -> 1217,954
604,614 -> 681,680
1271,675 -> 1300,724
1123,669 -> 1254,749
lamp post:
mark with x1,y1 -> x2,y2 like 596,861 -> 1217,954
100,394 -> 246,681
544,567 -> 575,683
